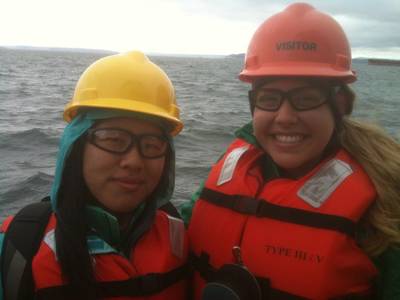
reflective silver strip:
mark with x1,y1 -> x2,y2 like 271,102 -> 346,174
167,215 -> 185,259
217,145 -> 249,186
298,159 -> 353,208
44,229 -> 56,254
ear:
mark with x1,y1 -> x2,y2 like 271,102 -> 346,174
334,86 -> 354,115
335,85 -> 356,116
248,90 -> 255,115
335,92 -> 348,115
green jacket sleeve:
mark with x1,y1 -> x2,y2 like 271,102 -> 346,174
373,246 -> 400,299
179,181 -> 205,226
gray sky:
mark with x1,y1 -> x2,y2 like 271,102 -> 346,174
1,0 -> 399,58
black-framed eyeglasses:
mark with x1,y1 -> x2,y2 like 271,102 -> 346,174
87,128 -> 168,159
249,86 -> 331,112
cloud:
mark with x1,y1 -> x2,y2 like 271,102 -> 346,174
334,14 -> 399,48
1,0 -> 399,57
0,0 -> 258,55
178,0 -> 400,23
178,0 -> 400,54
315,0 -> 400,23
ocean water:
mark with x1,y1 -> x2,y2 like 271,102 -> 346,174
0,48 -> 399,221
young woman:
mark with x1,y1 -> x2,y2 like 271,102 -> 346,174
183,3 -> 400,299
0,51 -> 188,299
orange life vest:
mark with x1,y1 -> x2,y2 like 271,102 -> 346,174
2,209 -> 188,300
188,139 -> 377,300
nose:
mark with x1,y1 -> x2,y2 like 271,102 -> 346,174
274,99 -> 298,124
119,146 -> 144,170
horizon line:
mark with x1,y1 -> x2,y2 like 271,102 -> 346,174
1,45 -> 399,60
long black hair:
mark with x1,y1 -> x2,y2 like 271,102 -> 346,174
55,136 -> 97,299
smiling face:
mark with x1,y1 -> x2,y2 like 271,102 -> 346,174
82,117 -> 166,219
252,79 -> 336,178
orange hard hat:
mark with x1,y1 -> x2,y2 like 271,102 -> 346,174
239,3 -> 356,83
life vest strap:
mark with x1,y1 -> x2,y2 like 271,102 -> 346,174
200,188 -> 356,236
35,263 -> 190,299
1,200 -> 52,300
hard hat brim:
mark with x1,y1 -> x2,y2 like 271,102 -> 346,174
64,98 -> 183,136
239,63 -> 356,84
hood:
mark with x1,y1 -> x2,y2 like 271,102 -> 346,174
50,109 -> 176,247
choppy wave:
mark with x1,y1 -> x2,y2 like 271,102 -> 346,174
0,48 -> 399,220
0,172 -> 53,222
0,128 -> 59,150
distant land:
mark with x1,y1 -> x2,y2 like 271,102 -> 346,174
227,53 -> 245,58
1,46 -> 399,63
1,45 -> 116,55
368,58 -> 400,66
353,57 -> 368,62
0,45 -> 223,58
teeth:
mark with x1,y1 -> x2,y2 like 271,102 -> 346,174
275,135 -> 303,143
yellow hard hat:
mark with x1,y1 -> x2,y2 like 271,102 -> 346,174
64,51 -> 183,135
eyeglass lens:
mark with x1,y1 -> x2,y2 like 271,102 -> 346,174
88,128 -> 167,158
254,86 -> 328,111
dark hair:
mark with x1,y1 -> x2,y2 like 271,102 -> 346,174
55,136 -> 97,299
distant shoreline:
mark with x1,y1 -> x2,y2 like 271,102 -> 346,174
0,45 -> 223,58
368,58 -> 400,66
0,45 -> 115,55
1,46 -> 399,61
